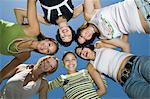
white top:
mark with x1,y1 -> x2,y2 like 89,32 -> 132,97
90,48 -> 132,82
2,64 -> 41,99
89,0 -> 145,39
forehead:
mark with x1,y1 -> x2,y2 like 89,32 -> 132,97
64,53 -> 76,59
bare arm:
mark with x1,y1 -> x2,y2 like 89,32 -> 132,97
83,0 -> 101,21
0,52 -> 30,84
14,8 -> 49,25
96,35 -> 130,52
87,63 -> 106,96
73,4 -> 83,18
22,0 -> 40,36
39,79 -> 48,99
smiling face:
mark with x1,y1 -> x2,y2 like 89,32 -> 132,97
62,53 -> 77,71
59,26 -> 72,42
76,47 -> 95,60
39,56 -> 58,73
77,26 -> 94,44
37,39 -> 57,55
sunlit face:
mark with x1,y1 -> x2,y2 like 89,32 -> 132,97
63,53 -> 77,71
78,27 -> 94,44
59,26 -> 72,42
37,39 -> 57,55
40,56 -> 58,73
76,47 -> 95,60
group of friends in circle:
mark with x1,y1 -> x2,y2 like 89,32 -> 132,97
0,0 -> 150,99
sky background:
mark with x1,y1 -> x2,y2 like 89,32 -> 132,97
0,0 -> 150,99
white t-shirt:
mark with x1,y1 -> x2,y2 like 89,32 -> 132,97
2,64 -> 41,99
90,48 -> 132,82
89,0 -> 145,40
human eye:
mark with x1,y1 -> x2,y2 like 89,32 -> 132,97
49,43 -> 51,47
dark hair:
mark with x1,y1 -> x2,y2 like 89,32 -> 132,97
62,51 -> 77,61
56,26 -> 75,47
34,33 -> 59,55
62,51 -> 77,64
75,23 -> 100,46
75,45 -> 94,61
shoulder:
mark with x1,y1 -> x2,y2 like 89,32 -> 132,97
39,79 -> 49,91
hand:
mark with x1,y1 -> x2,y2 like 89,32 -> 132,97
62,96 -> 68,99
95,41 -> 104,48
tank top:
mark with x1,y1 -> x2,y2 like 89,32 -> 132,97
0,20 -> 37,56
90,48 -> 132,82
39,0 -> 74,25
1,64 -> 42,99
89,0 -> 145,40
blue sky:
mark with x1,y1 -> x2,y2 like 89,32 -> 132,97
0,0 -> 150,99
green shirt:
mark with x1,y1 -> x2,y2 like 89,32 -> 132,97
0,20 -> 37,56
49,69 -> 107,99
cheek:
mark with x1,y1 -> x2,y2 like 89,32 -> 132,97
64,62 -> 69,66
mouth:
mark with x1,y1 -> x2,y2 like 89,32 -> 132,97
68,64 -> 76,68
83,51 -> 88,57
62,29 -> 68,33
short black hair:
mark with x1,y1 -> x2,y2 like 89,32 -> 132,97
62,51 -> 77,61
56,26 -> 75,47
34,33 -> 59,55
75,23 -> 100,47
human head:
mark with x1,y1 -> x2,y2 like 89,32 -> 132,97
62,52 -> 77,71
34,33 -> 59,55
35,55 -> 58,75
75,22 -> 99,46
75,45 -> 95,61
56,26 -> 75,47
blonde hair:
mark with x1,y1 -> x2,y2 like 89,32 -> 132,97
34,55 -> 58,69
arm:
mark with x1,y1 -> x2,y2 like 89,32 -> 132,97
14,8 -> 49,25
101,35 -> 130,52
48,76 -> 63,91
0,52 -> 30,84
87,63 -> 106,96
73,4 -> 83,18
83,0 -> 101,21
39,79 -> 49,99
22,0 -> 40,36
95,40 -> 118,49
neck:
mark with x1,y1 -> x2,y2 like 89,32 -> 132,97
32,67 -> 43,79
57,17 -> 68,28
91,51 -> 96,60
90,24 -> 98,33
30,40 -> 39,49
68,70 -> 77,74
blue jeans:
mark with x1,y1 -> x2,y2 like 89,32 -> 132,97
135,0 -> 150,29
123,56 -> 150,98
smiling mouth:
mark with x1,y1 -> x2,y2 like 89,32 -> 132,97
62,29 -> 68,33
83,52 -> 88,57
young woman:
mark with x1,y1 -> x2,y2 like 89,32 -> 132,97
0,0 -> 58,84
76,0 -> 150,52
48,52 -> 107,99
26,0 -> 83,47
75,46 -> 150,98
1,55 -> 58,99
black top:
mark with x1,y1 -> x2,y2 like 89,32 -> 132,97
39,0 -> 74,25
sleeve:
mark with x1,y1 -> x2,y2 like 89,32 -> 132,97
48,76 -> 64,91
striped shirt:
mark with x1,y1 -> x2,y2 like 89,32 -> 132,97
49,69 -> 106,99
